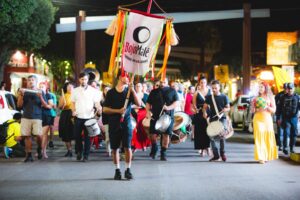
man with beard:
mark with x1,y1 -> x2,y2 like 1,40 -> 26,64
71,72 -> 101,162
146,78 -> 179,161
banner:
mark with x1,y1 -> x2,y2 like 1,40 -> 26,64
272,66 -> 293,92
122,12 -> 164,76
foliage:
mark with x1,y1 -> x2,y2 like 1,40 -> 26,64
0,0 -> 57,69
0,0 -> 37,26
49,59 -> 74,90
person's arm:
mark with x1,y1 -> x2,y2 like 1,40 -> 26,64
202,103 -> 208,119
37,93 -> 53,109
145,102 -> 152,118
17,90 -> 24,108
130,84 -> 142,107
266,96 -> 276,114
58,96 -> 66,109
163,100 -> 179,111
192,91 -> 198,113
103,106 -> 125,115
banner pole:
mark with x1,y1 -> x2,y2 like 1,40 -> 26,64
147,0 -> 153,13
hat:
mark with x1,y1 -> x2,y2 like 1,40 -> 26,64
287,82 -> 294,89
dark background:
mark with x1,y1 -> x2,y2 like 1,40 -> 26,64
42,0 -> 300,74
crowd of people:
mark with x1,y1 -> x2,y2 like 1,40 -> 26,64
1,73 -> 299,180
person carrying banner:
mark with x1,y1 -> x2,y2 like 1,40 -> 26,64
103,72 -> 141,180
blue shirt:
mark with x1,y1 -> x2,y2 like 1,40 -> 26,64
22,92 -> 42,120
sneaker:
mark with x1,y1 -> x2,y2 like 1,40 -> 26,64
278,147 -> 282,151
48,141 -> 54,148
4,147 -> 12,159
221,154 -> 227,162
24,155 -> 34,162
114,169 -> 122,180
283,149 -> 289,155
76,152 -> 82,161
290,149 -> 295,154
209,157 -> 220,162
83,156 -> 88,162
124,168 -> 133,180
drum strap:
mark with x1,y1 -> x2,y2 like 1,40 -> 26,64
211,94 -> 223,120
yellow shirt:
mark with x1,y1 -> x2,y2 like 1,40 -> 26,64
5,119 -> 21,148
63,93 -> 72,110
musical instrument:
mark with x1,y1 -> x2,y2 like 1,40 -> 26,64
206,120 -> 225,137
84,119 -> 101,137
155,113 -> 171,132
173,112 -> 191,132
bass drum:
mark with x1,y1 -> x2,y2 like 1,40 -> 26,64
207,120 -> 224,138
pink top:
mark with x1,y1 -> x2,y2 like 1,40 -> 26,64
184,93 -> 194,115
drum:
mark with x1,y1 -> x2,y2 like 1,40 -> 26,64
206,120 -> 224,138
155,113 -> 171,132
84,119 -> 101,137
170,130 -> 188,144
173,112 -> 191,134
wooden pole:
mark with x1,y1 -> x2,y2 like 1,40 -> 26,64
74,10 -> 86,85
242,3 -> 251,95
147,0 -> 153,14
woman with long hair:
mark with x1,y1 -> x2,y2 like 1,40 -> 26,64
58,82 -> 75,157
192,76 -> 211,156
251,82 -> 278,164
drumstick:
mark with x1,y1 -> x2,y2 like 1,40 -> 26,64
159,103 -> 166,117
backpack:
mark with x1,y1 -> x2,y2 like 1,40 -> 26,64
0,120 -> 17,145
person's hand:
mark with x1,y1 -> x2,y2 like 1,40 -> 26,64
163,105 -> 169,111
18,89 -> 25,96
203,112 -> 208,119
119,107 -> 126,115
276,119 -> 281,127
72,111 -> 77,117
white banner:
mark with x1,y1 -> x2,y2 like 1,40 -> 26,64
122,12 -> 164,75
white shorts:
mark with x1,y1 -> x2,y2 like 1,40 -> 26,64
21,118 -> 42,136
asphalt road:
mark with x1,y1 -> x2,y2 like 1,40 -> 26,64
0,131 -> 299,200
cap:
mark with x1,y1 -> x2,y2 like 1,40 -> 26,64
283,83 -> 288,89
286,82 -> 294,89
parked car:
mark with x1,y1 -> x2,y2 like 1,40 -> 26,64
0,90 -> 19,124
229,95 -> 250,127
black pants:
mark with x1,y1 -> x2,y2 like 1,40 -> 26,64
74,118 -> 91,157
11,143 -> 26,157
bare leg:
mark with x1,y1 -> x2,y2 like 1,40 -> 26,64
112,149 -> 120,168
124,147 -> 132,166
41,126 -> 50,158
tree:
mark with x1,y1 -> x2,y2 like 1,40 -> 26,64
0,0 -> 57,79
187,22 -> 222,72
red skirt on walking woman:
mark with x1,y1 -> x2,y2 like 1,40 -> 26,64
131,108 -> 151,150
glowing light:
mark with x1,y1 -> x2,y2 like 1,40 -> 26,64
14,51 -> 23,60
259,71 -> 274,81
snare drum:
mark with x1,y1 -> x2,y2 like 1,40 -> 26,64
206,120 -> 224,138
84,119 -> 101,137
173,112 -> 191,135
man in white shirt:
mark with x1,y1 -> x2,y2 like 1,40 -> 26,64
71,72 -> 101,162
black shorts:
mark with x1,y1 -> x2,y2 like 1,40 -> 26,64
42,115 -> 53,127
150,118 -> 174,136
109,124 -> 133,150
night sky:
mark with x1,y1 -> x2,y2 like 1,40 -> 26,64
41,0 -> 300,72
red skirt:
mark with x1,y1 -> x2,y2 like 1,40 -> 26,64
131,109 -> 151,149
